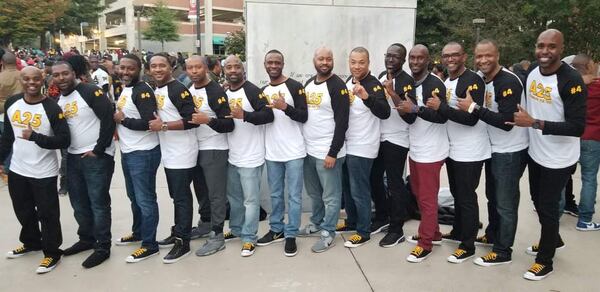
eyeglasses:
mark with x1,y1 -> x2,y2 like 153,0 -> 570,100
441,53 -> 463,60
384,53 -> 402,59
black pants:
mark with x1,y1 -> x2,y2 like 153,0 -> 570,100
165,168 -> 194,240
370,141 -> 409,233
192,162 -> 212,223
446,158 -> 484,252
528,157 -> 575,266
8,172 -> 62,258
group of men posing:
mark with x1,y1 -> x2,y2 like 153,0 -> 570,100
1,28 -> 591,281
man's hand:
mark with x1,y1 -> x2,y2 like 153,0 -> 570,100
426,91 -> 441,110
456,89 -> 474,112
267,91 -> 288,110
226,105 -> 244,119
81,151 -> 97,158
148,112 -> 163,131
19,123 -> 33,140
323,155 -> 336,169
352,82 -> 368,100
382,79 -> 394,95
506,104 -> 535,127
114,110 -> 125,124
396,93 -> 416,114
189,108 -> 211,125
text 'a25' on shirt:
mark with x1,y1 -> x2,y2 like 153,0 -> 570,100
116,81 -> 159,153
189,80 -> 233,151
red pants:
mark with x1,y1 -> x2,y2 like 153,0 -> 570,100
409,158 -> 445,251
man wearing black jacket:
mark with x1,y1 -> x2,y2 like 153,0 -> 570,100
53,61 -> 116,269
1,67 -> 70,274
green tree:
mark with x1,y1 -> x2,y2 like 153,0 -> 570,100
143,1 -> 180,52
224,29 -> 246,61
0,0 -> 68,48
48,0 -> 104,48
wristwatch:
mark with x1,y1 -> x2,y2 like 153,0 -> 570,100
161,122 -> 168,132
467,103 -> 480,114
532,119 -> 542,130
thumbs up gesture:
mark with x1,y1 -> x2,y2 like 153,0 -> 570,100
114,109 -> 125,124
352,81 -> 368,100
506,104 -> 535,127
190,107 -> 210,124
148,112 -> 163,131
227,104 -> 244,119
426,91 -> 441,110
457,89 -> 474,112
267,91 -> 288,110
396,92 -> 416,114
19,123 -> 34,140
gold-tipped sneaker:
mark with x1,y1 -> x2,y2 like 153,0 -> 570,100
523,263 -> 553,281
473,251 -> 512,267
475,234 -> 493,246
36,256 -> 60,274
115,234 -> 142,246
6,245 -> 41,259
343,234 -> 370,248
126,247 -> 159,263
406,246 -> 432,263
447,248 -> 475,264
335,221 -> 355,233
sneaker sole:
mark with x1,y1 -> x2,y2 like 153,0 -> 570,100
447,254 -> 474,264
379,236 -> 405,248
406,237 -> 442,246
284,250 -> 298,257
312,241 -> 336,253
474,242 -> 494,247
115,241 -> 142,246
442,238 -> 461,244
256,237 -> 285,247
473,258 -> 512,267
6,250 -> 41,259
162,250 -> 191,264
224,237 -> 239,242
370,224 -> 390,235
158,244 -> 175,249
524,270 -> 553,281
576,226 -> 600,231
297,230 -> 322,237
241,250 -> 255,257
563,210 -> 578,217
344,239 -> 370,248
36,259 -> 60,274
126,251 -> 159,263
196,244 -> 226,257
526,245 -> 565,256
407,254 -> 429,263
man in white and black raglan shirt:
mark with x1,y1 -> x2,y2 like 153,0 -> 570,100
186,55 -> 234,257
369,43 -> 417,248
53,61 -> 116,269
455,40 -> 529,267
402,45 -> 449,263
256,50 -> 307,257
434,42 -> 490,264
511,29 -> 586,281
111,54 -> 162,263
222,55 -> 273,257
149,53 -> 198,264
341,47 -> 390,248
89,55 -> 111,97
298,47 -> 349,253
1,67 -> 70,274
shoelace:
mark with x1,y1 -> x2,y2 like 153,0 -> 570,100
348,234 -> 362,242
224,232 -> 234,238
529,263 -> 545,274
40,257 -> 53,267
14,246 -> 26,253
242,243 -> 254,250
411,246 -> 424,256
453,249 -> 466,257
531,244 -> 539,251
122,234 -> 136,241
482,252 -> 497,261
478,235 -> 489,243
132,248 -> 147,257
336,222 -> 346,230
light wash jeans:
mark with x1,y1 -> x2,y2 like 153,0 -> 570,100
579,140 -> 600,222
227,163 -> 264,243
266,158 -> 304,238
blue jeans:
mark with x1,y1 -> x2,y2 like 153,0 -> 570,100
164,167 -> 194,240
121,146 -> 161,250
488,149 -> 527,257
304,155 -> 345,234
579,139 -> 600,222
227,163 -> 264,243
266,158 -> 304,238
67,153 -> 114,251
342,155 -> 374,238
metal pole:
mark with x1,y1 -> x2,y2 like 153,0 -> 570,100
196,0 -> 201,54
137,9 -> 142,50
80,23 -> 84,53
476,26 -> 480,44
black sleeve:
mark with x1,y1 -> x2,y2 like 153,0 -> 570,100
102,84 -> 110,96
206,82 -> 234,133
476,75 -> 522,131
394,73 -> 417,124
243,83 -> 274,125
168,82 -> 198,130
417,77 -> 448,123
80,85 -> 116,156
362,77 -> 390,119
283,79 -> 308,123
439,72 -> 485,126
29,99 -> 71,149
327,76 -> 350,158
122,83 -> 157,131
543,72 -> 587,137
0,95 -> 20,163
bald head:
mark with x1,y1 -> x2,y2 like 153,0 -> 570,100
186,55 -> 207,66
21,66 -> 42,78
538,29 -> 564,46
20,66 -> 44,97
223,54 -> 245,85
410,44 -> 429,57
2,52 -> 17,66
313,46 -> 334,76
314,47 -> 333,59
224,55 -> 242,67
408,44 -> 431,77
535,29 -> 564,72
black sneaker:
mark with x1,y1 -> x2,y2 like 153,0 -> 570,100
82,250 -> 110,268
257,230 -> 285,246
447,248 -> 475,263
63,241 -> 94,256
370,220 -> 390,235
343,233 -> 370,248
379,232 -> 405,248
441,232 -> 461,244
475,234 -> 493,247
335,221 -> 356,233
473,252 -> 512,267
564,203 -> 579,217
6,245 -> 41,259
224,231 -> 239,242
36,255 -> 61,274
523,263 -> 553,280
162,238 -> 191,264
241,242 -> 256,257
406,235 -> 442,246
126,247 -> 159,263
115,234 -> 142,246
284,238 -> 297,257
406,246 -> 432,263
158,234 -> 176,248
526,239 -> 566,256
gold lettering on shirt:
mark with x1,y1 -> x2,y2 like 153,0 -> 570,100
117,95 -> 127,110
529,80 -> 552,104
63,101 -> 79,119
156,94 -> 165,109
306,92 -> 323,109
193,95 -> 204,109
11,110 -> 42,128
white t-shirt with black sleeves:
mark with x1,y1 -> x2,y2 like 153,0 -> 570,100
116,81 -> 159,153
378,71 -> 416,148
189,80 -> 233,151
